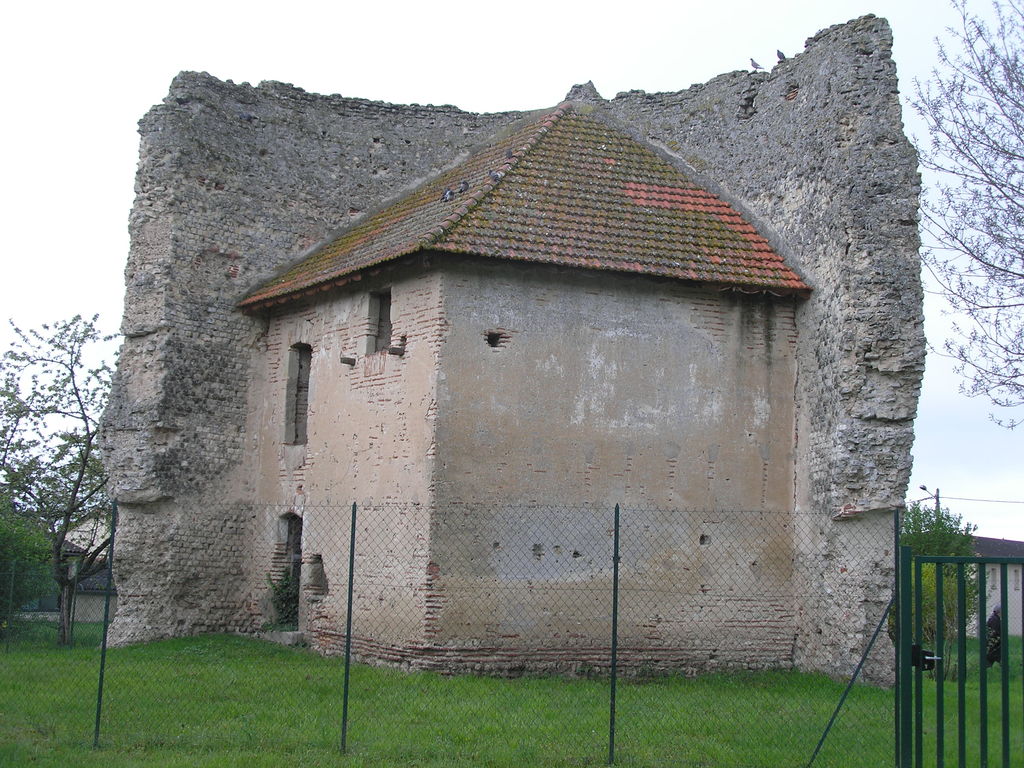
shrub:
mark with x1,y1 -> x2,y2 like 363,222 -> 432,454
0,507 -> 52,636
898,501 -> 979,679
268,569 -> 299,629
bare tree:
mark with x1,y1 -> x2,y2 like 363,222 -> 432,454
0,316 -> 113,644
915,0 -> 1024,427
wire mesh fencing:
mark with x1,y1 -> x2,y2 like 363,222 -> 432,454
2,554 -> 116,756
3,502 -> 903,767
2,558 -> 115,649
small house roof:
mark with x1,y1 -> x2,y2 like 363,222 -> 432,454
974,536 -> 1024,559
240,103 -> 809,311
76,569 -> 115,594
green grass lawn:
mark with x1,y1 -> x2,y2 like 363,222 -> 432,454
4,625 -> 985,768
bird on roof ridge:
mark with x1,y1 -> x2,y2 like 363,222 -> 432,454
750,58 -> 764,71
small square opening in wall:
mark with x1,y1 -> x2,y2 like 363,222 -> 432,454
485,330 -> 510,348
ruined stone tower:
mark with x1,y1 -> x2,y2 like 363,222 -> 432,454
102,15 -> 924,680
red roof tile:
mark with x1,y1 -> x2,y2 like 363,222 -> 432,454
240,105 -> 809,310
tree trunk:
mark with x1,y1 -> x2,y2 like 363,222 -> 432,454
56,581 -> 74,646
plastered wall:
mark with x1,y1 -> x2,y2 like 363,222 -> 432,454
433,259 -> 797,508
246,262 -> 443,649
241,259 -> 799,672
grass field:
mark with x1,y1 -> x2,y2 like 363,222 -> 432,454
1,623 -> 1016,768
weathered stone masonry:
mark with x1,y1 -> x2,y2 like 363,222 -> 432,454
600,15 -> 922,677
103,81 -> 527,643
103,14 -> 924,682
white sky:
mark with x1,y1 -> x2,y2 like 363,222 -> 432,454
1,0 -> 1019,538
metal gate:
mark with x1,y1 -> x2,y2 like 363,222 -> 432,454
896,547 -> 1022,767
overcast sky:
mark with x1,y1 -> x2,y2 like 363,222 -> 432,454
1,0 -> 1019,538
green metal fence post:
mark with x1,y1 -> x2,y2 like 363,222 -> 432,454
894,510 -> 901,768
998,565 -> 1009,768
921,561 -> 929,768
898,545 -> 913,768
957,563 -> 967,767
978,565 -> 988,767
4,560 -> 15,654
935,564 -> 945,768
608,503 -> 620,766
340,502 -> 357,754
93,501 -> 118,749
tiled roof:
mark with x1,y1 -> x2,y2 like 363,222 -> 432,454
240,104 -> 809,310
76,569 -> 115,594
974,536 -> 1024,558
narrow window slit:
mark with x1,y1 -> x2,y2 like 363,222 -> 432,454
374,291 -> 392,352
285,343 -> 312,444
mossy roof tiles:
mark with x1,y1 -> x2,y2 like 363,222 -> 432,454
240,104 -> 809,310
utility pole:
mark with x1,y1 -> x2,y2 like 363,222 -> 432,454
918,484 -> 942,518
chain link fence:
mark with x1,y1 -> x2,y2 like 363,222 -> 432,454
3,502 -> 900,767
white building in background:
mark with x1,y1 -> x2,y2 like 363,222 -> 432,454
975,536 -> 1024,637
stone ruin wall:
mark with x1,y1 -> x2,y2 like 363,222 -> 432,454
103,80 -> 525,644
103,14 -> 924,682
